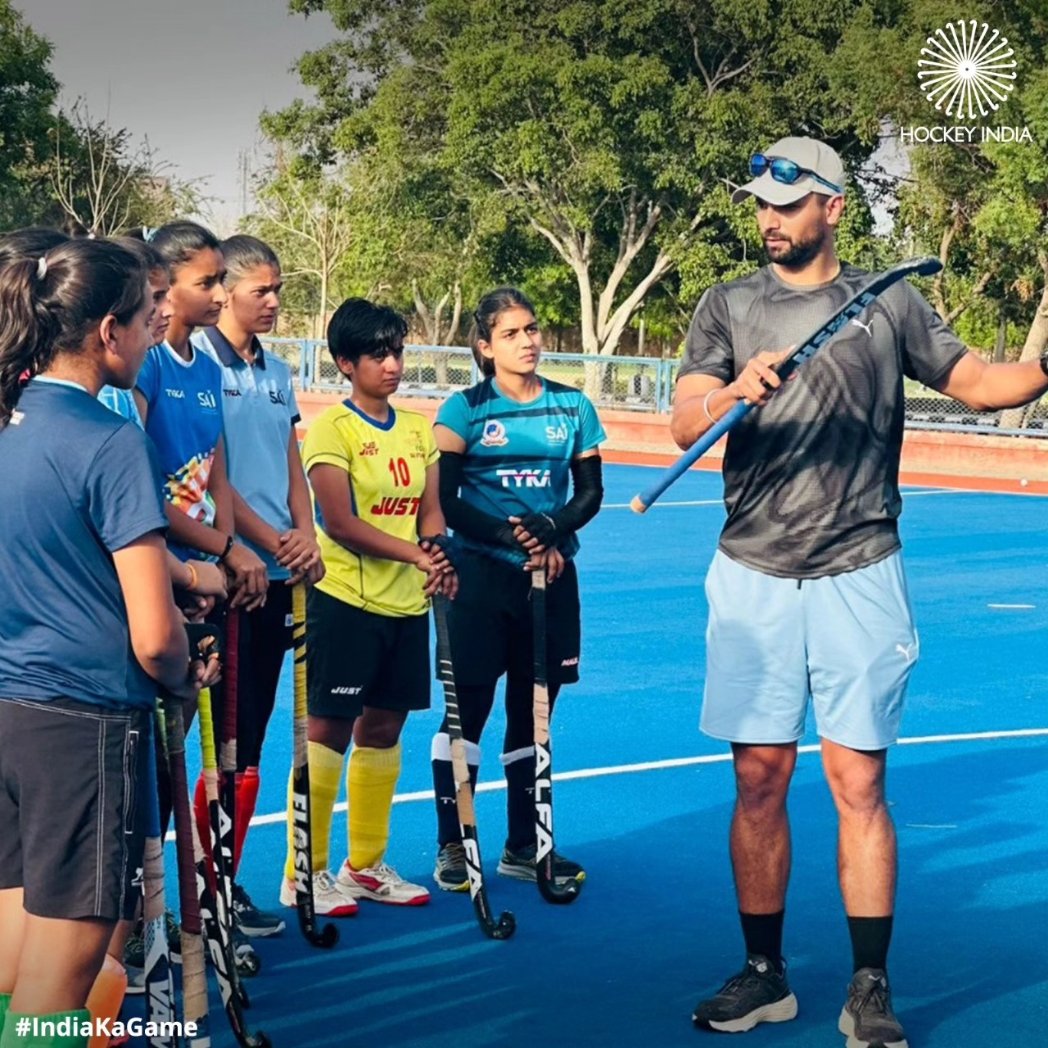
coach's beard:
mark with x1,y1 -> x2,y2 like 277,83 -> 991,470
763,230 -> 826,268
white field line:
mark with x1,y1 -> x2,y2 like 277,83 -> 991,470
219,726 -> 1048,835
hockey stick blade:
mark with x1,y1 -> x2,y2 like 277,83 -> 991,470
631,256 -> 943,513
433,594 -> 516,939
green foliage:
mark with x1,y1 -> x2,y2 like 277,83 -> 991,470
0,2 -> 60,228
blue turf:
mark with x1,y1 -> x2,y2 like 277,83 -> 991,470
167,465 -> 1047,1048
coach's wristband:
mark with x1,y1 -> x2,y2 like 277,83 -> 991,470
217,534 -> 235,564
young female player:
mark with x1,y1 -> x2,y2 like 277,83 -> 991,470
192,235 -> 323,936
133,221 -> 268,612
0,238 -> 215,1046
280,297 -> 455,915
429,286 -> 605,891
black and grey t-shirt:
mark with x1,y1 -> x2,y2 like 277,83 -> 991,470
679,264 -> 966,579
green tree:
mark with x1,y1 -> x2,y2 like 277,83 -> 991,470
277,0 -> 896,362
0,1 -> 61,229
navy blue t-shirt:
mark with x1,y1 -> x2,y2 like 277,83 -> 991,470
0,379 -> 169,709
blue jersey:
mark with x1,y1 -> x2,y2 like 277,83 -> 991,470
436,376 -> 605,562
135,341 -> 224,561
0,380 -> 168,710
194,327 -> 300,579
98,385 -> 144,428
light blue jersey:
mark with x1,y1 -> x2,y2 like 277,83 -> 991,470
194,327 -> 300,579
97,385 -> 144,428
436,376 -> 605,562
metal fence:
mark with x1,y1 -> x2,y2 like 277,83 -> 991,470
264,338 -> 1048,436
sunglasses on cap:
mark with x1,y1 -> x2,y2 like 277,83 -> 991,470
749,154 -> 842,195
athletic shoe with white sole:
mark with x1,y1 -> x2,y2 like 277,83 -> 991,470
692,954 -> 799,1033
337,860 -> 431,906
838,968 -> 909,1048
433,842 -> 470,892
279,868 -> 358,917
496,843 -> 586,883
232,882 -> 286,937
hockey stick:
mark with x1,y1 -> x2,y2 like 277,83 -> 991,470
630,256 -> 943,513
142,714 -> 177,1048
217,610 -> 260,978
432,593 -> 516,939
197,686 -> 251,1008
290,583 -> 339,948
531,570 -> 582,904
167,624 -> 271,1048
160,683 -> 211,1048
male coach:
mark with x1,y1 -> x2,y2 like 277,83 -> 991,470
673,135 -> 1048,1048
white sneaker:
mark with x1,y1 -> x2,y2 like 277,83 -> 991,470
279,869 -> 358,917
337,860 -> 431,906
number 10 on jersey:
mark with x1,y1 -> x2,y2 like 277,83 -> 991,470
388,457 -> 411,486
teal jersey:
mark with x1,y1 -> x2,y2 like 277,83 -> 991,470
436,376 -> 605,562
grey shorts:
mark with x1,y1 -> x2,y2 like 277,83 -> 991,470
0,698 -> 148,920
701,550 -> 919,750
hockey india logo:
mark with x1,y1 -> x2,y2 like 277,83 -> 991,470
917,19 -> 1016,121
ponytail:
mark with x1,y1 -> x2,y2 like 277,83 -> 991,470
0,240 -> 148,428
0,259 -> 58,427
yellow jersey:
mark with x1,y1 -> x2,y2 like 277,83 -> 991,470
303,400 -> 439,617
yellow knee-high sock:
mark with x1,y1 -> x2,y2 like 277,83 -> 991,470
284,741 -> 344,880
347,742 -> 401,871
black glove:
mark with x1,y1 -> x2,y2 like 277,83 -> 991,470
515,511 -> 559,549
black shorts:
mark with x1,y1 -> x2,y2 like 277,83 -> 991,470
448,553 -> 581,687
0,698 -> 148,921
307,587 -> 431,720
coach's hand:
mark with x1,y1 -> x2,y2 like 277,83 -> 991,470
727,347 -> 794,407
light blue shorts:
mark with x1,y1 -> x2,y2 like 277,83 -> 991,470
701,550 -> 919,750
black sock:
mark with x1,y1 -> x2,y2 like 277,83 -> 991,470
502,747 -> 536,852
847,915 -> 893,972
739,910 -> 785,970
431,732 -> 479,847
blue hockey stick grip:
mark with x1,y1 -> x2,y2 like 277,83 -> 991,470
630,399 -> 752,513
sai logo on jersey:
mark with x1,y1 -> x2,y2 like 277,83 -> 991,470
545,424 -> 568,444
480,420 -> 508,447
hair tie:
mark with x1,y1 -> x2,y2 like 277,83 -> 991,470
36,257 -> 48,280
142,226 -> 158,243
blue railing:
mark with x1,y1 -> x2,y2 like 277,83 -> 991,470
263,338 -> 1048,434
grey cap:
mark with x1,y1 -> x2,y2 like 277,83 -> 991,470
731,136 -> 845,206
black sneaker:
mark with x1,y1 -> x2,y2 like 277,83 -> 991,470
838,968 -> 909,1048
692,954 -> 798,1033
232,882 -> 286,937
496,843 -> 585,883
433,842 -> 470,892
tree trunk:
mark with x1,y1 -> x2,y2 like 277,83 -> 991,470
998,275 -> 1048,430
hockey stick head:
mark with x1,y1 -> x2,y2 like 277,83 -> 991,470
486,910 -> 517,939
300,913 -> 339,949
910,256 -> 943,277
537,870 -> 583,904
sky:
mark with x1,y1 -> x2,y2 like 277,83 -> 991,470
17,0 -> 336,231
